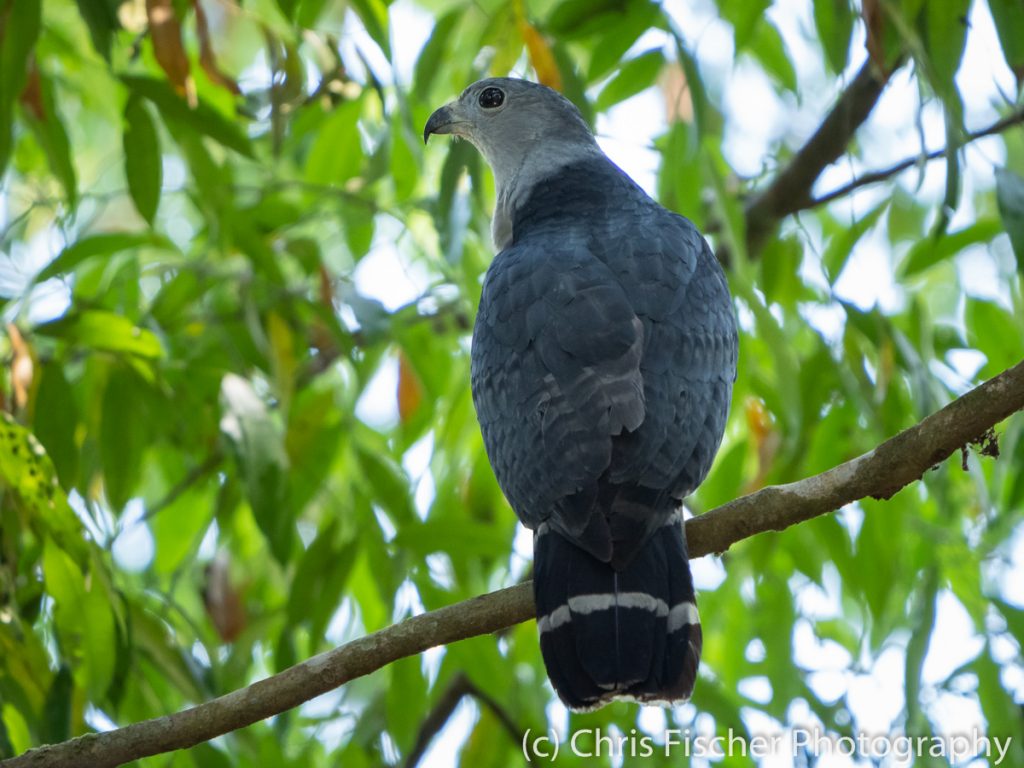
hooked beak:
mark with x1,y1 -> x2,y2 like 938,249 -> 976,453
423,103 -> 469,144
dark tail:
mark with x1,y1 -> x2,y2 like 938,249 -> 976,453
532,513 -> 702,711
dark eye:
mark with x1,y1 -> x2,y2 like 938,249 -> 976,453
478,87 -> 505,109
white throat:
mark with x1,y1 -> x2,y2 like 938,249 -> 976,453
486,140 -> 603,250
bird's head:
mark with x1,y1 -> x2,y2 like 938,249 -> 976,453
423,78 -> 597,175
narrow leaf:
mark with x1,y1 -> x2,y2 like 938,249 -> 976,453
996,167 -> 1024,274
219,374 -> 293,562
350,0 -> 391,57
519,18 -> 562,90
989,0 -> 1024,82
124,97 -> 162,224
73,0 -> 120,60
0,0 -> 41,177
813,0 -> 854,73
900,218 -> 1002,277
19,64 -> 77,205
38,232 -> 173,282
145,0 -> 192,101
36,310 -> 163,359
121,75 -> 253,157
595,49 -> 664,111
101,367 -> 148,512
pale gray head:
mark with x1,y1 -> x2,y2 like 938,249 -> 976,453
424,78 -> 603,248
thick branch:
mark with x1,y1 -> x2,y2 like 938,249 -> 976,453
744,59 -> 890,254
6,359 -> 1024,768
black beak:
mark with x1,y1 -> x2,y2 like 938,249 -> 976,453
423,105 -> 455,144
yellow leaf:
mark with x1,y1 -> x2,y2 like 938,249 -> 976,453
518,17 -> 561,90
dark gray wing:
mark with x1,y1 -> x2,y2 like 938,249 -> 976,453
470,236 -> 646,536
602,210 -> 738,501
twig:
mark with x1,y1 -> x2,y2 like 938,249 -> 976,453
402,672 -> 522,768
5,359 -> 1024,768
402,674 -> 472,768
462,677 -> 522,748
138,453 -> 222,525
744,59 -> 891,254
806,107 -> 1024,209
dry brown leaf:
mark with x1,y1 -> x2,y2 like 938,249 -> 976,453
7,324 -> 34,412
19,60 -> 45,121
661,63 -> 693,124
397,352 -> 424,424
862,0 -> 889,76
202,555 -> 246,643
193,0 -> 241,95
146,0 -> 197,107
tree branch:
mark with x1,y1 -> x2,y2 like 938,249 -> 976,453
805,106 -> 1024,210
6,359 -> 1024,768
401,670 -> 522,768
402,673 -> 472,768
744,59 -> 891,254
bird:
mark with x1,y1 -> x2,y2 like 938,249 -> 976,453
424,77 -> 738,711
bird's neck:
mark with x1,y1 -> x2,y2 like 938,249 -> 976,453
489,139 -> 604,250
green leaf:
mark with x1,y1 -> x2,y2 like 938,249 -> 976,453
150,481 -> 214,575
0,414 -> 88,565
989,0 -> 1024,78
547,0 -> 623,38
37,232 -> 175,282
389,120 -> 417,202
274,0 -> 298,20
40,666 -> 72,745
413,11 -> 460,97
719,0 -> 771,50
0,0 -> 41,178
656,122 -> 701,218
101,366 -> 149,512
386,657 -> 427,752
287,521 -> 358,639
285,370 -> 347,512
994,599 -> 1024,643
822,200 -> 889,283
219,374 -> 293,562
749,19 -> 797,92
972,643 -> 1024,762
37,310 -> 164,359
72,0 -> 120,60
674,36 -> 714,139
350,0 -> 391,57
813,0 -> 854,73
595,49 -> 664,111
900,218 -> 1002,277
587,0 -> 661,82
305,99 -> 364,185
922,0 -> 970,98
393,519 -> 511,558
32,361 -> 79,489
355,443 -> 414,526
964,298 -> 1024,377
121,75 -> 253,158
124,97 -> 162,225
340,200 -> 375,258
20,68 -> 77,206
996,167 -> 1024,274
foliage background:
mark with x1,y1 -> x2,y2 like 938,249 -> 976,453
1,0 -> 1023,765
